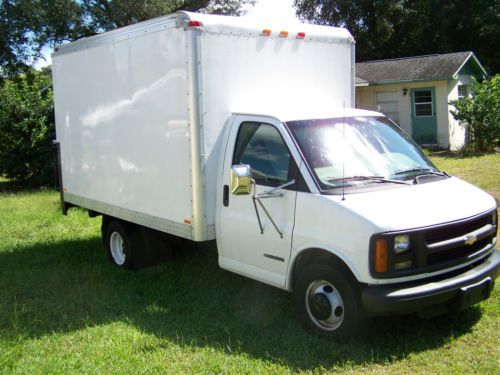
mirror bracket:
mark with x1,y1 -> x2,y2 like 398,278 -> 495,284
229,164 -> 295,239
252,179 -> 295,239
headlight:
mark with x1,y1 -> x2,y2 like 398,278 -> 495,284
371,233 -> 414,277
394,234 -> 410,254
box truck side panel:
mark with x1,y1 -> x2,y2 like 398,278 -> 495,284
53,27 -> 194,238
199,31 -> 353,225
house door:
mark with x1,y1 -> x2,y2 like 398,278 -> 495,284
411,87 -> 437,145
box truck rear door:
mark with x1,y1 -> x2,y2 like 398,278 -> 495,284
218,116 -> 299,288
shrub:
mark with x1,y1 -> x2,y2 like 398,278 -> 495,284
450,75 -> 500,154
0,70 -> 55,185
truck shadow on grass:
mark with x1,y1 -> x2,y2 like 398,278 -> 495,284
0,237 -> 486,370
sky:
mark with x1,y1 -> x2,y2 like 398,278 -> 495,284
34,0 -> 298,69
244,0 -> 298,23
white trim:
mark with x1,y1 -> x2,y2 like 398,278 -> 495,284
351,43 -> 356,106
186,27 -> 208,241
452,52 -> 488,79
53,11 -> 354,58
64,192 -> 194,239
53,17 -> 179,56
413,89 -> 434,118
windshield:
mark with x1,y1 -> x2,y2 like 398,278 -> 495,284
286,116 -> 439,191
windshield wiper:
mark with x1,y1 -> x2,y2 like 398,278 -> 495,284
327,176 -> 411,185
394,167 -> 448,177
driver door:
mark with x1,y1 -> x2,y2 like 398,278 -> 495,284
217,116 -> 300,288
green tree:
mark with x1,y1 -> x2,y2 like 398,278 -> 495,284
294,0 -> 500,73
293,0 -> 406,62
450,75 -> 500,153
0,0 -> 255,76
397,0 -> 499,73
0,70 -> 55,184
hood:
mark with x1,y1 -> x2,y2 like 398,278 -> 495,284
332,176 -> 497,232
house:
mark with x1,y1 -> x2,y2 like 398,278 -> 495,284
355,52 -> 488,150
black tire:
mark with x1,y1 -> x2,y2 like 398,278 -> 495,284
139,227 -> 174,266
294,264 -> 360,339
103,220 -> 139,269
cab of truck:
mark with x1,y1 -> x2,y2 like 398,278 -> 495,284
217,109 -> 499,338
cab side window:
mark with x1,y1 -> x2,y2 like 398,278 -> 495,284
233,122 -> 291,187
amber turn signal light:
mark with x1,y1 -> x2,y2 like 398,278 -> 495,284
375,239 -> 388,273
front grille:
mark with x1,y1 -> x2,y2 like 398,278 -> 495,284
370,210 -> 497,279
425,215 -> 491,244
424,213 -> 495,267
427,237 -> 491,266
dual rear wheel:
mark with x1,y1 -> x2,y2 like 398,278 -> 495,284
102,217 -> 172,269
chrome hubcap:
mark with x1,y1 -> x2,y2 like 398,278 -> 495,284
305,280 -> 344,331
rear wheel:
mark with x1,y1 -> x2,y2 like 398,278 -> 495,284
295,264 -> 360,339
103,220 -> 138,269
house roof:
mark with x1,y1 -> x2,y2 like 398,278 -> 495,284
355,76 -> 369,86
355,51 -> 488,86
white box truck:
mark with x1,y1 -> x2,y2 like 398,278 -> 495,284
52,11 -> 499,338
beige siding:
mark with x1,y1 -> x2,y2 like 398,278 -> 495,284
356,80 -> 451,148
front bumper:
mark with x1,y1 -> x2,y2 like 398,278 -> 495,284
361,250 -> 500,316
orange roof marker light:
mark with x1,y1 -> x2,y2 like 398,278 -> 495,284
279,31 -> 289,38
188,20 -> 203,27
261,29 -> 272,37
296,32 -> 306,39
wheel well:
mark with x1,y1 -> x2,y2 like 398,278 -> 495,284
291,248 -> 358,291
101,215 -> 112,241
101,215 -> 136,241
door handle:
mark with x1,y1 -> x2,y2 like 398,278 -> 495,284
223,185 -> 229,207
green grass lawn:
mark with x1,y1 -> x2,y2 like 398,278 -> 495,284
0,154 -> 499,374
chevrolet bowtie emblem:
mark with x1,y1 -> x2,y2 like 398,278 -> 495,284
464,234 -> 477,245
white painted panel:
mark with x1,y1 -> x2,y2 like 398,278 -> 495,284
53,12 -> 355,237
53,27 -> 193,227
200,32 -> 353,223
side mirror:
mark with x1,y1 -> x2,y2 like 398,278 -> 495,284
230,164 -> 252,195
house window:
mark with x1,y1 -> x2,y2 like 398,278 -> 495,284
458,85 -> 468,98
414,90 -> 433,117
375,91 -> 400,124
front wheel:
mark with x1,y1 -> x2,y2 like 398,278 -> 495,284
295,264 -> 360,339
